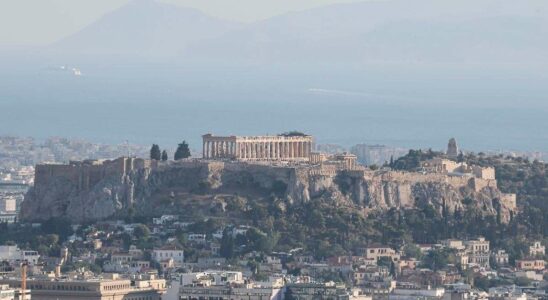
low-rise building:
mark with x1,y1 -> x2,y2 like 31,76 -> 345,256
0,246 -> 40,266
353,265 -> 390,286
285,282 -> 350,300
515,259 -> 545,271
152,245 -> 184,267
529,241 -> 545,257
110,252 -> 133,264
441,240 -> 465,251
488,286 -> 527,300
493,250 -> 509,266
464,238 -> 490,267
179,271 -> 283,300
365,245 -> 400,262
0,273 -> 166,300
389,284 -> 445,300
187,234 -> 206,244
0,284 -> 31,300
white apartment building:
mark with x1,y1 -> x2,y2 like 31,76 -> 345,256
152,246 -> 184,266
529,241 -> 545,257
0,284 -> 31,300
179,271 -> 284,300
0,246 -> 40,265
365,245 -> 400,262
464,237 -> 490,267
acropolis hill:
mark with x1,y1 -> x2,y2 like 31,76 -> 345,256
21,134 -> 517,223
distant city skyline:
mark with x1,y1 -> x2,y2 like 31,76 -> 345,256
0,0 -> 365,46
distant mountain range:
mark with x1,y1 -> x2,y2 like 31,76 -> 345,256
51,0 -> 548,64
53,0 -> 242,58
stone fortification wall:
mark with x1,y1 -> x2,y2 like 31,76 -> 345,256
500,193 -> 517,210
22,158 -> 514,222
378,171 -> 497,192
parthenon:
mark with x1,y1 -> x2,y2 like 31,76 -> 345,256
202,134 -> 313,161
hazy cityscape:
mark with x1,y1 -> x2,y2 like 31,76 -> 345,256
1,0 -> 548,299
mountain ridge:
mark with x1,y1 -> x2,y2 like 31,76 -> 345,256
49,0 -> 548,64
52,0 -> 243,57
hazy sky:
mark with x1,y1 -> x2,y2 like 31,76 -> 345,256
0,0 -> 362,46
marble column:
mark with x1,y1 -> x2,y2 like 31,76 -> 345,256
291,142 -> 295,158
204,141 -> 208,159
286,142 -> 290,158
257,143 -> 261,159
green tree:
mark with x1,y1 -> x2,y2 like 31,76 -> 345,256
42,217 -> 73,241
161,150 -> 168,161
514,277 -> 532,286
220,229 -> 235,259
422,249 -> 452,271
403,243 -> 423,259
174,141 -> 191,160
134,224 -> 150,239
150,144 -> 161,160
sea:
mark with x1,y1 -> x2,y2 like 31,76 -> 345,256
1,56 -> 547,153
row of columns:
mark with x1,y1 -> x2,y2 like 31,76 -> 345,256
203,140 -> 312,160
237,141 -> 311,160
203,140 -> 237,159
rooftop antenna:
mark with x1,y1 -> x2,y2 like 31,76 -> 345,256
125,140 -> 131,158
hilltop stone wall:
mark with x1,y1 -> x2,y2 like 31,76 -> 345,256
21,158 -> 516,223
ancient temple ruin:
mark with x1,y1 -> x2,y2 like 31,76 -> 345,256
202,133 -> 313,161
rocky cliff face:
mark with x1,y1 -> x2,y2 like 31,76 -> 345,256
21,159 -> 515,223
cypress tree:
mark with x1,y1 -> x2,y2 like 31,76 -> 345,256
174,141 -> 191,160
150,144 -> 161,160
